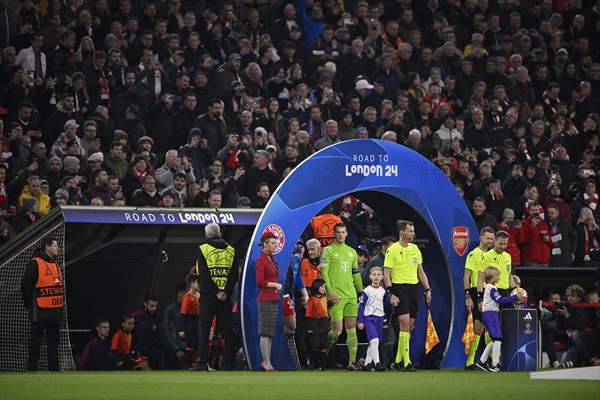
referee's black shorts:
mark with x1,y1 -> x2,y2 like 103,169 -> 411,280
469,287 -> 482,320
392,283 -> 419,319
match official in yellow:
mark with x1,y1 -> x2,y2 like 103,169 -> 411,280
384,220 -> 431,372
478,230 -> 516,300
463,226 -> 495,370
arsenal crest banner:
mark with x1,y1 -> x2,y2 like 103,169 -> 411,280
452,226 -> 470,256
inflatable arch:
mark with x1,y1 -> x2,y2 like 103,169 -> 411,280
240,139 -> 477,370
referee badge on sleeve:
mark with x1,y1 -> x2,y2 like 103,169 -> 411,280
413,257 -> 417,266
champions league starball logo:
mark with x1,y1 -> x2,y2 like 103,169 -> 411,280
262,224 -> 285,254
452,226 -> 470,257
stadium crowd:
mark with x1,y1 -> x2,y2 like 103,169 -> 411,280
1,0 -> 600,266
2,0 -> 600,372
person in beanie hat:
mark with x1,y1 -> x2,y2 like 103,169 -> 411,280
338,108 -> 356,141
62,156 -> 81,175
51,119 -> 83,158
10,197 -> 40,234
52,192 -> 69,207
498,208 -> 524,266
44,157 -> 65,194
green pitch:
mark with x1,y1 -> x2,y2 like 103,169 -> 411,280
1,370 -> 598,400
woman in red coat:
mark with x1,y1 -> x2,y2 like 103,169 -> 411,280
255,231 -> 282,371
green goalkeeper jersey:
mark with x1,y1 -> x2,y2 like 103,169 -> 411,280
320,242 -> 362,298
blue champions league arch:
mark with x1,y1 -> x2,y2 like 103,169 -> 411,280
240,140 -> 477,370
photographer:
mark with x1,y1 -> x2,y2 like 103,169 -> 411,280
555,285 -> 596,368
540,291 -> 567,368
319,87 -> 342,122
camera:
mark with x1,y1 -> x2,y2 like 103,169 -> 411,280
538,301 -> 567,323
554,301 -> 567,310
550,174 -> 557,184
538,307 -> 556,323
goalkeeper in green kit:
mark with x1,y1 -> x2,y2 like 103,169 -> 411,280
320,223 -> 363,370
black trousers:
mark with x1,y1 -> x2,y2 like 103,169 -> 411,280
28,322 -> 60,371
295,305 -> 308,367
198,296 -> 234,368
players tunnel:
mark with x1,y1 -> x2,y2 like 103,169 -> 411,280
240,139 -> 478,370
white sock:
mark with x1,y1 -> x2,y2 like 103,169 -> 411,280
492,341 -> 501,366
365,341 -> 373,365
481,342 -> 494,362
370,338 -> 380,364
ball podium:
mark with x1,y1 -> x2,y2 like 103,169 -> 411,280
501,308 -> 538,371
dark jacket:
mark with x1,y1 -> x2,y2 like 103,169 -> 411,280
130,189 -> 162,207
109,85 -> 149,129
79,335 -> 113,371
472,212 -> 498,233
44,105 -> 85,147
48,41 -> 78,77
120,169 -> 144,202
83,184 -> 115,206
571,193 -> 600,225
236,166 -> 279,199
547,217 -> 577,267
193,113 -> 228,159
10,212 -> 39,234
145,99 -> 175,154
131,310 -> 171,356
173,107 -> 199,149
574,222 -> 598,266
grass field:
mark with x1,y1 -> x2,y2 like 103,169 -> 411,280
1,370 -> 598,400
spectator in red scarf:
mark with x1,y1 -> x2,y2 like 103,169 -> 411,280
574,207 -> 600,268
571,178 -> 600,225
546,204 -> 578,268
120,155 -> 149,202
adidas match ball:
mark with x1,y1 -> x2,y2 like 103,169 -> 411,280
510,287 -> 528,305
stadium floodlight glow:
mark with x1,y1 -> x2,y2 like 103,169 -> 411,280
240,139 -> 477,370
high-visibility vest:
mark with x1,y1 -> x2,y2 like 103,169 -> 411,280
301,258 -> 320,290
196,243 -> 235,290
33,257 -> 64,309
311,214 -> 342,248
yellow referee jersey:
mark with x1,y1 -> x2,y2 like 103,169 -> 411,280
384,242 -> 422,284
465,247 -> 487,288
482,250 -> 512,290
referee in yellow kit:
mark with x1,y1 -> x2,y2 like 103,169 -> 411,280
384,220 -> 431,372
